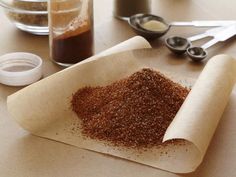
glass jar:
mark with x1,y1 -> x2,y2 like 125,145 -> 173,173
113,0 -> 151,21
0,0 -> 48,35
49,0 -> 94,66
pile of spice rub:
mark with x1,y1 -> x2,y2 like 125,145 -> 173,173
71,68 -> 189,149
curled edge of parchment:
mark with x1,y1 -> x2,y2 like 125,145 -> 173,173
6,36 -> 236,173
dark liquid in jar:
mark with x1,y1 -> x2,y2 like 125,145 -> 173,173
52,29 -> 94,65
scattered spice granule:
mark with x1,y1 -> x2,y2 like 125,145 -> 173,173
71,68 -> 189,149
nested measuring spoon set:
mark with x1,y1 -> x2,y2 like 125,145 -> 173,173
128,14 -> 236,62
165,24 -> 236,61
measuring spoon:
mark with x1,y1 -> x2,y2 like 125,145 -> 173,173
165,26 -> 227,54
128,14 -> 236,39
187,24 -> 236,61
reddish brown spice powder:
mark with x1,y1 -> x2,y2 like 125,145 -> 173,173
71,68 -> 189,149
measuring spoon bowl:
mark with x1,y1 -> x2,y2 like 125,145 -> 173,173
165,36 -> 191,54
128,14 -> 170,39
187,47 -> 207,61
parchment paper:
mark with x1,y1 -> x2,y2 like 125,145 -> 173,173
6,36 -> 236,173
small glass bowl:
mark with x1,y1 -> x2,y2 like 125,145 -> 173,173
0,0 -> 48,35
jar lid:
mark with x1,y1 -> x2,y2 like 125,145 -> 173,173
0,52 -> 43,86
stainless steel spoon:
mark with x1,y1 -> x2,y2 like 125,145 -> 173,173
128,13 -> 236,39
187,24 -> 236,61
165,26 -> 227,54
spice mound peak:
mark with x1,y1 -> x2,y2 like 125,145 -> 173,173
71,68 -> 189,149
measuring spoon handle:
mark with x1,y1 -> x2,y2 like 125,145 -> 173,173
171,21 -> 236,27
188,33 -> 208,41
201,38 -> 219,50
187,26 -> 231,42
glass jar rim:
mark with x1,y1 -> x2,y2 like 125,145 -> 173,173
0,0 -> 48,15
